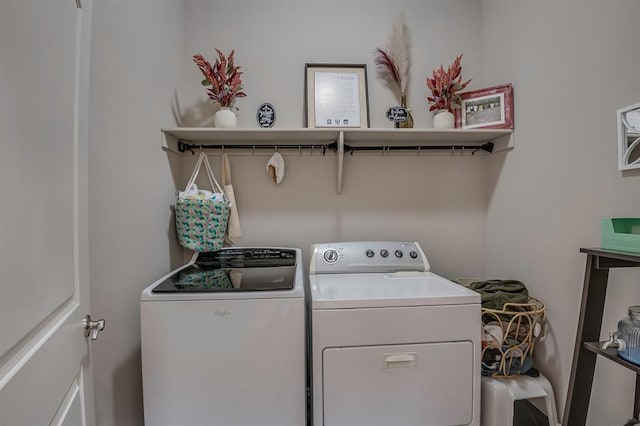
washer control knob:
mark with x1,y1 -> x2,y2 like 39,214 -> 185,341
323,249 -> 339,264
409,251 -> 418,259
365,249 -> 375,258
380,249 -> 389,258
394,250 -> 403,258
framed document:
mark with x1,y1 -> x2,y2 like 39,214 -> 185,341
304,64 -> 369,128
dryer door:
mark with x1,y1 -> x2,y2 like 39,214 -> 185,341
323,341 -> 474,426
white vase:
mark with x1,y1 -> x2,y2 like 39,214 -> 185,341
432,110 -> 455,129
214,107 -> 237,128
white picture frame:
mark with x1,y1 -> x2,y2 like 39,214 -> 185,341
617,102 -> 640,171
304,64 -> 369,128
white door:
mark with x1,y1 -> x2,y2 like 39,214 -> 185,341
0,0 -> 95,425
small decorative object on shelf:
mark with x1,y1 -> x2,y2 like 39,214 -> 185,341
374,15 -> 413,128
193,49 -> 247,128
426,54 -> 471,129
386,106 -> 409,125
256,102 -> 276,128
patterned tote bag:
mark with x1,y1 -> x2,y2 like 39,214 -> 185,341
175,152 -> 231,252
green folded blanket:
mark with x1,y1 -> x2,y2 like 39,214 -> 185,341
467,280 -> 529,310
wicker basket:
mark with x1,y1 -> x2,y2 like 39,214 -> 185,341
481,297 -> 546,378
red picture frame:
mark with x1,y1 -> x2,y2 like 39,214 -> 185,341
455,84 -> 513,129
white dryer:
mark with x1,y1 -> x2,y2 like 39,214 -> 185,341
141,248 -> 306,426
309,241 -> 481,426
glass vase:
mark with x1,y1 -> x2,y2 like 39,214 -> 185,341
396,95 -> 414,129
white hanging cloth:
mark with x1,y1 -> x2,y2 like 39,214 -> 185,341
266,152 -> 285,184
221,153 -> 242,244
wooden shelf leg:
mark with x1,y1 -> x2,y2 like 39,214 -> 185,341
563,254 -> 610,426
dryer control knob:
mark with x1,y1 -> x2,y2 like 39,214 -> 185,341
323,249 -> 339,264
394,250 -> 403,258
380,249 -> 389,258
365,249 -> 375,258
409,251 -> 418,259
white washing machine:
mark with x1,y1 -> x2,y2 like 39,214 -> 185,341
309,241 -> 481,426
141,248 -> 306,426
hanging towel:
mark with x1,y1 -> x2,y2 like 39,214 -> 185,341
266,152 -> 285,184
221,153 -> 242,244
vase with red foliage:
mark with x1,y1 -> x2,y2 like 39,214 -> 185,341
426,54 -> 471,129
193,49 -> 246,128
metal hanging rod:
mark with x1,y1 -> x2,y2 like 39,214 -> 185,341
177,141 -> 336,155
177,140 -> 494,155
345,142 -> 494,154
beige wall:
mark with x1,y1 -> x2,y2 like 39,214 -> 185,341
183,152 -> 489,279
179,0 -> 489,277
88,0 -> 640,425
481,1 -> 640,424
181,0 -> 485,130
88,1 -> 184,425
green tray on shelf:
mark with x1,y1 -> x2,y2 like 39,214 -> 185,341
602,218 -> 640,254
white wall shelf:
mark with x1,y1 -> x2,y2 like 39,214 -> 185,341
162,127 -> 512,148
162,127 -> 514,194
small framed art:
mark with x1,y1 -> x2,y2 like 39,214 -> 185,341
455,84 -> 514,129
617,102 -> 640,171
304,64 -> 370,128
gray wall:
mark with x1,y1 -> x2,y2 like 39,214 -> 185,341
88,1 -> 184,425
87,1 -> 640,425
179,0 -> 490,277
481,1 -> 640,424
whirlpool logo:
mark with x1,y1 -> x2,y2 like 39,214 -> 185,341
214,310 -> 231,317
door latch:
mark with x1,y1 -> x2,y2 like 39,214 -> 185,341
83,314 -> 105,340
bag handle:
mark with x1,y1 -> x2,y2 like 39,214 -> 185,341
201,153 -> 224,194
184,152 -> 224,194
221,153 -> 232,186
184,152 -> 204,192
